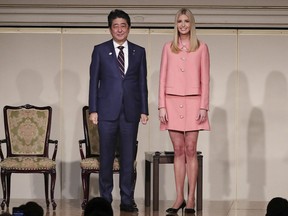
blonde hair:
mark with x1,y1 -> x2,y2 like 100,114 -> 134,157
171,8 -> 199,53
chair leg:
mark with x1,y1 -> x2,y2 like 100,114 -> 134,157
0,170 -> 6,210
81,171 -> 90,210
44,173 -> 50,208
6,173 -> 11,208
50,170 -> 57,210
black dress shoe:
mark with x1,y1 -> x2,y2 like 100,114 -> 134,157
132,199 -> 138,208
166,200 -> 186,214
120,203 -> 139,212
185,208 -> 195,214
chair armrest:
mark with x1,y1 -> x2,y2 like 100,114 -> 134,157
0,139 -> 6,161
48,139 -> 58,161
79,139 -> 86,160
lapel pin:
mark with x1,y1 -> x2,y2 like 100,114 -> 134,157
109,52 -> 112,55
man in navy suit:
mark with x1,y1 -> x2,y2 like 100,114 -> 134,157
88,9 -> 149,212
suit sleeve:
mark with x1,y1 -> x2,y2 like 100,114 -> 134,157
200,43 -> 210,110
158,43 -> 169,109
88,46 -> 100,113
139,48 -> 149,115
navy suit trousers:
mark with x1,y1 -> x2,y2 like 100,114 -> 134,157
98,109 -> 139,205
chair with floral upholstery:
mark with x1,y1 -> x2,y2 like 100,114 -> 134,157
78,106 -> 138,209
0,104 -> 58,210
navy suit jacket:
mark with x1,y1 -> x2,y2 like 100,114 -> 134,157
89,39 -> 148,122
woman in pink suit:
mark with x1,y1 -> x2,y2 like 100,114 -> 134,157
158,8 -> 210,214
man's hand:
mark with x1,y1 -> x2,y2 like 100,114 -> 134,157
89,112 -> 98,125
140,114 -> 149,125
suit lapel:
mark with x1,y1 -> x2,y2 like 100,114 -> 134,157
126,41 -> 136,75
107,40 -> 123,78
108,39 -> 117,60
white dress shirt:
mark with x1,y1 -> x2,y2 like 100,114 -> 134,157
113,40 -> 128,74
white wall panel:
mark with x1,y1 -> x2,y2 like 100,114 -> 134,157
0,27 -> 287,203
238,30 -> 288,201
0,28 -> 62,198
198,30 -> 238,201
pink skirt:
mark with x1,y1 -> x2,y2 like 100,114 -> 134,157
160,94 -> 210,131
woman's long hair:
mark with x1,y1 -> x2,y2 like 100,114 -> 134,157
171,8 -> 199,53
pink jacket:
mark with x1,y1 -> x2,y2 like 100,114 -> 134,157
158,41 -> 210,110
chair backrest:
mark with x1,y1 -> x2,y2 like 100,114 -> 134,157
3,104 -> 52,157
82,106 -> 100,157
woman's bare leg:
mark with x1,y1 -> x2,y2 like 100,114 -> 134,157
169,130 -> 186,208
185,131 -> 199,209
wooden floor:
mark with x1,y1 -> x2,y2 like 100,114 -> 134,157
0,199 -> 268,216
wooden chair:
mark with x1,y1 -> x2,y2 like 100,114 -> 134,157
78,106 -> 138,209
0,104 -> 58,210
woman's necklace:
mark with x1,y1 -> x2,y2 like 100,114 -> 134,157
179,38 -> 189,51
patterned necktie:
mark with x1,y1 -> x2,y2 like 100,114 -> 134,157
117,46 -> 125,78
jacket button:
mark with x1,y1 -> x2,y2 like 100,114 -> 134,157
180,115 -> 184,119
179,105 -> 183,108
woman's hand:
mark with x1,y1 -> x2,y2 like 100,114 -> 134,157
196,109 -> 207,124
159,107 -> 168,123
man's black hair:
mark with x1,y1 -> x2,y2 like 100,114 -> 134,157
17,201 -> 44,216
84,197 -> 113,216
108,9 -> 131,28
266,197 -> 288,216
